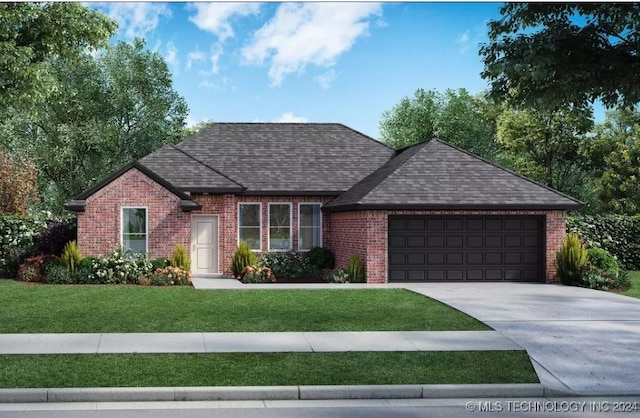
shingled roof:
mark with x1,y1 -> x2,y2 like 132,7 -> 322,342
323,139 -> 582,211
144,123 -> 394,195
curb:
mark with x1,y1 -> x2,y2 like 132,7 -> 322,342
0,384 -> 548,403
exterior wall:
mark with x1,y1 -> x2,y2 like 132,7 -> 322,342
327,209 -> 567,284
192,195 -> 335,276
77,168 -> 190,258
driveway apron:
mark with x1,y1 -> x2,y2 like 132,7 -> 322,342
406,283 -> 640,394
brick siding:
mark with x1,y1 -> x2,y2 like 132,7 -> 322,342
77,168 -> 190,258
328,209 -> 567,284
77,168 -> 567,283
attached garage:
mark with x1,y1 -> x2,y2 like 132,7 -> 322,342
323,139 -> 583,284
388,215 -> 544,282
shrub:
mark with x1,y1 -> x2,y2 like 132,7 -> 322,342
567,214 -> 640,270
345,254 -> 365,283
305,247 -> 335,269
170,245 -> 191,271
232,241 -> 258,278
36,217 -> 77,256
61,241 -> 82,274
0,214 -> 46,277
258,251 -> 314,279
574,265 -> 614,291
87,248 -> 152,284
41,256 -> 61,275
326,268 -> 350,283
16,254 -> 53,282
75,257 -> 100,284
587,247 -> 619,278
149,266 -> 191,286
17,263 -> 42,282
612,270 -> 632,291
239,265 -> 276,283
46,264 -> 73,284
151,257 -> 171,271
555,233 -> 588,286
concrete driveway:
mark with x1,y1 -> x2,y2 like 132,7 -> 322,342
406,283 -> 640,395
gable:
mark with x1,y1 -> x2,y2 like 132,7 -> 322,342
324,139 -> 582,211
65,162 -> 202,212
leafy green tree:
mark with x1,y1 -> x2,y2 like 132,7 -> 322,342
379,88 -> 500,158
2,39 -> 189,211
599,141 -> 640,214
590,107 -> 640,214
0,2 -> 116,112
481,3 -> 640,110
496,106 -> 593,192
183,120 -> 215,137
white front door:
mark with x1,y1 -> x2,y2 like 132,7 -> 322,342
191,216 -> 219,275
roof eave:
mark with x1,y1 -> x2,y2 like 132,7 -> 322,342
323,202 -> 583,213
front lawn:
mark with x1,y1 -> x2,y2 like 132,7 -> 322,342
0,280 -> 488,332
0,351 -> 538,387
622,271 -> 640,299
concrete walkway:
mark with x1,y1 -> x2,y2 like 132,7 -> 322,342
0,331 -> 520,354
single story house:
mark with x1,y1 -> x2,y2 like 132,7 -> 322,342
66,123 -> 581,283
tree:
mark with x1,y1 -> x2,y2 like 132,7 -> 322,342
591,107 -> 640,214
481,3 -> 640,110
2,39 -> 189,211
496,106 -> 593,192
0,150 -> 39,214
379,88 -> 500,158
0,2 -> 117,112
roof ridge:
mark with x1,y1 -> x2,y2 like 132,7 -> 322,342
169,145 -> 246,189
430,139 -> 583,206
336,123 -> 395,150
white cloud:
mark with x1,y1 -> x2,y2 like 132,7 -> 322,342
272,112 -> 309,123
457,30 -> 471,54
165,42 -> 179,69
187,47 -> 206,69
188,3 -> 261,41
242,3 -> 382,86
314,68 -> 337,89
210,43 -> 223,74
98,3 -> 171,39
199,80 -> 217,89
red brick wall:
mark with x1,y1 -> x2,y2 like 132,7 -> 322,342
192,195 -> 335,275
77,168 -> 190,258
328,209 -> 567,284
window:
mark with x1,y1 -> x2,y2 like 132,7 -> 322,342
299,203 -> 322,251
239,203 -> 261,250
269,203 -> 291,251
121,207 -> 147,254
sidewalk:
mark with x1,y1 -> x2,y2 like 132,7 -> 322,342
0,331 -> 520,354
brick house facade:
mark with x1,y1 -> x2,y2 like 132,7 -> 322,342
69,123 -> 581,284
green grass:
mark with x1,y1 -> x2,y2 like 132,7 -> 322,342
0,280 -> 488,333
621,271 -> 640,299
0,352 -> 538,388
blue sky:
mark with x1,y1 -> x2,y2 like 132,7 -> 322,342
93,2 -> 505,139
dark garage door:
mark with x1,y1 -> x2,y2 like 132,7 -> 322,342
388,215 -> 544,282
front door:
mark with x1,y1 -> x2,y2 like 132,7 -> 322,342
191,216 -> 219,276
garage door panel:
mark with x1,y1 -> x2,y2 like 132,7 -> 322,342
389,253 -> 406,265
446,236 -> 463,247
407,236 -> 425,247
407,219 -> 426,230
389,235 -> 405,248
407,253 -> 425,265
388,215 -> 544,283
427,253 -> 445,265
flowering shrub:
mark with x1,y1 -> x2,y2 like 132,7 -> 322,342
258,251 -> 319,279
0,214 -> 48,276
326,268 -> 350,283
16,254 -> 55,282
145,266 -> 191,286
87,247 -> 152,284
239,265 -> 276,283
